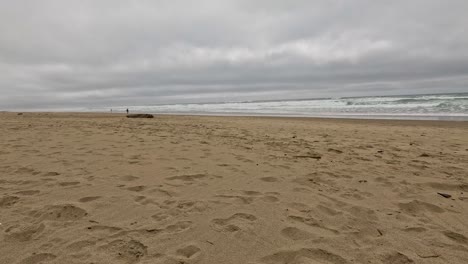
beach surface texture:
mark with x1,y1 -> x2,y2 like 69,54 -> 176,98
1,112 -> 467,264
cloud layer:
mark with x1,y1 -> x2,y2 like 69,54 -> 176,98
1,0 -> 467,109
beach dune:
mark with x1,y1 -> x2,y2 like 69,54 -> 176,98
0,112 -> 467,263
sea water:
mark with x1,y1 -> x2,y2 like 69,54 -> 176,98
92,93 -> 468,121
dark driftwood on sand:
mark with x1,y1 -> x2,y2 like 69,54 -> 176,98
126,114 -> 154,118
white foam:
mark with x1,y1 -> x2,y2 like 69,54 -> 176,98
85,93 -> 468,120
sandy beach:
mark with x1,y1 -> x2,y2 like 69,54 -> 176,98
1,112 -> 467,264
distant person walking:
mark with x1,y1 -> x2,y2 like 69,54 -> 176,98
126,108 -> 129,114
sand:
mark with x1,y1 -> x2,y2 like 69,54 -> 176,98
0,112 -> 467,264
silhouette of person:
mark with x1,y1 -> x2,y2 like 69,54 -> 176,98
126,108 -> 129,114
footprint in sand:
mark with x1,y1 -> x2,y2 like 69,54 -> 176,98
33,204 -> 88,221
59,181 -> 80,187
211,213 -> 257,232
163,221 -> 193,234
148,246 -> 202,264
175,245 -> 202,260
165,173 -> 221,185
402,227 -> 427,233
315,205 -> 343,217
127,185 -> 146,192
443,231 -> 468,244
42,171 -> 60,177
0,195 -> 20,207
79,196 -> 101,203
99,239 -> 147,264
348,206 -> 378,221
142,220 -> 193,235
381,252 -> 414,264
18,253 -> 57,264
217,191 -> 279,205
66,239 -> 97,251
148,188 -> 176,198
243,191 -> 262,196
4,223 -> 46,242
151,212 -> 171,222
260,177 -> 278,182
15,190 -> 40,196
280,227 -> 315,240
120,175 -> 140,181
287,215 -> 339,236
339,189 -> 374,200
169,200 -> 211,214
16,167 -> 41,176
134,195 -> 158,205
262,195 -> 280,203
398,200 -> 445,215
260,248 -> 348,264
216,194 -> 254,204
86,225 -> 122,234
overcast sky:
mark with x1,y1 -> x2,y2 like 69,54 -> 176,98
1,0 -> 467,110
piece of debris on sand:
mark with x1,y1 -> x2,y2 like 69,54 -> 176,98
126,114 -> 154,118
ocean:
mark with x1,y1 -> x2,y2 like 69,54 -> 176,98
91,93 -> 468,121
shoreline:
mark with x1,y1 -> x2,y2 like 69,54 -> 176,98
3,111 -> 468,127
6,92 -> 468,121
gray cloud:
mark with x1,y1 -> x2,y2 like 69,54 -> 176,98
1,0 -> 467,110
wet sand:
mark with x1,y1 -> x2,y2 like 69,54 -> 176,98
1,112 -> 467,264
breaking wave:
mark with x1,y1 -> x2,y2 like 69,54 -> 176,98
89,93 -> 468,120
